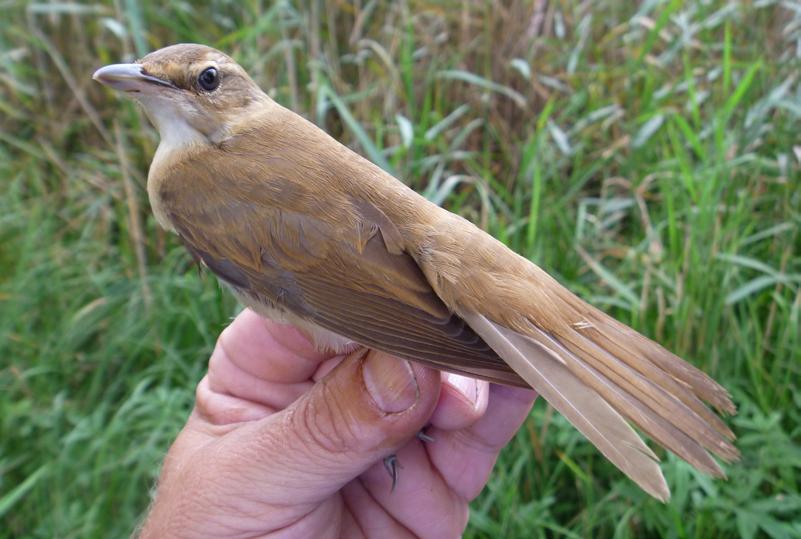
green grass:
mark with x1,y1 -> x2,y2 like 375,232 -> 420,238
1,1 -> 800,537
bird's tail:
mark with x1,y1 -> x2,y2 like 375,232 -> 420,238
460,303 -> 738,501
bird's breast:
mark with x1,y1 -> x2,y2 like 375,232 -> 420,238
146,136 -> 211,233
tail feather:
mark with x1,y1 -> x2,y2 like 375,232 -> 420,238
560,322 -> 734,439
528,320 -> 739,463
549,283 -> 736,416
462,311 -> 671,501
522,324 -> 730,476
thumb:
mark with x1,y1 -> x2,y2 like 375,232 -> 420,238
220,348 -> 441,503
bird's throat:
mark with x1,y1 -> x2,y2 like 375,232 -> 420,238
141,99 -> 211,232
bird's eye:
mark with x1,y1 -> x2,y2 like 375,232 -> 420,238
197,67 -> 220,91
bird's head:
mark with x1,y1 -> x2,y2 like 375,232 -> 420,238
93,44 -> 267,147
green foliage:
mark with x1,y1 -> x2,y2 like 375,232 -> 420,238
1,1 -> 799,537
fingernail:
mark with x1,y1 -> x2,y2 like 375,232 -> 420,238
362,351 -> 419,413
445,373 -> 478,408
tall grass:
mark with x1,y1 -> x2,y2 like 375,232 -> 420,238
1,1 -> 799,537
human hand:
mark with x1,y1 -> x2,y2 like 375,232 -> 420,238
138,309 -> 536,538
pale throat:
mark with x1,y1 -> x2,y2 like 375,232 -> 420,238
140,96 -> 210,232
142,97 -> 209,154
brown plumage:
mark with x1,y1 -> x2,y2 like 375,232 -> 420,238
94,44 -> 738,501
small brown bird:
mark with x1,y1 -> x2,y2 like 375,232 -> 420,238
94,44 -> 738,501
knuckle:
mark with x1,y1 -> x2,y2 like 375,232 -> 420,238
289,381 -> 376,458
207,342 -> 225,376
210,329 -> 236,374
300,388 -> 353,454
194,377 -> 215,416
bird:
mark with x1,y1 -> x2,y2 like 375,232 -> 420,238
93,43 -> 738,501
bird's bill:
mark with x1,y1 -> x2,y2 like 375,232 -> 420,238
92,63 -> 175,93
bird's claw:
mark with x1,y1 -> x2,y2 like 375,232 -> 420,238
383,454 -> 401,492
382,429 -> 433,491
416,429 -> 435,443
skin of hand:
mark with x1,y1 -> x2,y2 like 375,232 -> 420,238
137,309 -> 537,539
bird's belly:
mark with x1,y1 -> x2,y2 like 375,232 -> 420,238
229,287 -> 358,354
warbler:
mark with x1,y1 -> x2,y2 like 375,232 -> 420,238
94,44 -> 738,500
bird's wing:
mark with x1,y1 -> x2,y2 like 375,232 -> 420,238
157,153 -> 524,387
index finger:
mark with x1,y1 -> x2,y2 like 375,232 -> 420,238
214,308 -> 334,384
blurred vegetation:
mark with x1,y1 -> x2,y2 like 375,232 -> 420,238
1,1 -> 800,537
